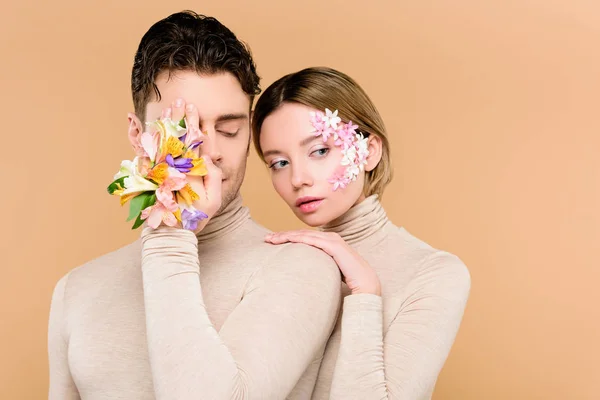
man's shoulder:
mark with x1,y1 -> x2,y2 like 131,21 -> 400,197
244,219 -> 336,266
58,239 -> 142,294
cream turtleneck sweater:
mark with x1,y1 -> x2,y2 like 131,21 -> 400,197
312,195 -> 471,400
48,195 -> 341,400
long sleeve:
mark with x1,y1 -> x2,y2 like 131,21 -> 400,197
48,274 -> 80,400
329,252 -> 470,400
141,227 -> 341,400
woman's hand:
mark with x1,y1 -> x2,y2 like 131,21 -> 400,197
265,230 -> 381,296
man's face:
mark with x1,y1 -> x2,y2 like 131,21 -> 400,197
145,70 -> 251,214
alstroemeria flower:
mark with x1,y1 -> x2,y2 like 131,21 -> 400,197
166,154 -> 193,173
181,208 -> 208,231
141,202 -> 178,229
122,174 -> 159,195
113,157 -> 139,180
177,184 -> 200,205
162,118 -> 187,138
187,157 -> 209,176
165,136 -> 185,158
140,131 -> 160,162
156,187 -> 178,212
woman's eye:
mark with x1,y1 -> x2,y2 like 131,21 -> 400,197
311,148 -> 329,157
269,160 -> 289,170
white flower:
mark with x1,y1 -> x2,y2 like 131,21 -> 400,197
113,157 -> 139,180
123,174 -> 159,195
322,108 -> 342,129
343,164 -> 360,181
162,117 -> 187,138
146,118 -> 187,139
341,146 -> 357,166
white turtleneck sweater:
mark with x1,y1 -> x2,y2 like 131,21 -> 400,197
48,195 -> 341,400
311,195 -> 471,400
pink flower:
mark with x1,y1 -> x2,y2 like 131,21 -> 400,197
156,187 -> 178,212
140,131 -> 160,162
320,126 -> 335,142
141,202 -> 178,229
344,121 -> 358,134
155,167 -> 187,212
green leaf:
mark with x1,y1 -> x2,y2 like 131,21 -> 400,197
129,193 -> 157,229
127,192 -> 153,221
131,213 -> 145,230
107,176 -> 127,195
179,119 -> 186,128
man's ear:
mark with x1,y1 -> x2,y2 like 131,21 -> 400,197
127,112 -> 144,147
364,134 -> 383,172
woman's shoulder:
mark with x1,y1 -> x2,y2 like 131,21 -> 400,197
381,225 -> 470,288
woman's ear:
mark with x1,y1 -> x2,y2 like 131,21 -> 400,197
364,134 -> 383,172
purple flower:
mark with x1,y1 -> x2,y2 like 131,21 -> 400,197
166,154 -> 193,173
181,208 -> 208,231
188,140 -> 202,150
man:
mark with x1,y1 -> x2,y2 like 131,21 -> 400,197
48,11 -> 340,399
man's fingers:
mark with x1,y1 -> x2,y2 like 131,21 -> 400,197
172,98 -> 185,122
185,103 -> 200,131
202,155 -> 223,213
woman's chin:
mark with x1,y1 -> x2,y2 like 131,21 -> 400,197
294,208 -> 334,227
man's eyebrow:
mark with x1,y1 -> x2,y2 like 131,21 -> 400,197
214,113 -> 249,123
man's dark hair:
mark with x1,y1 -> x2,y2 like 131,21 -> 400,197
131,11 -> 261,119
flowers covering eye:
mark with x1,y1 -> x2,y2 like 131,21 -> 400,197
107,117 -> 208,230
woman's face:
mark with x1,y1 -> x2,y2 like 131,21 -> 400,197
259,102 -> 366,227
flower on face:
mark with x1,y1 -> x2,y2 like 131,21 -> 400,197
341,146 -> 358,166
345,121 -> 358,134
328,173 -> 349,191
320,126 -> 335,142
322,109 -> 341,129
141,202 -> 178,229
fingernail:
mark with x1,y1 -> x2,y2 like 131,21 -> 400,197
186,104 -> 194,112
175,99 -> 183,107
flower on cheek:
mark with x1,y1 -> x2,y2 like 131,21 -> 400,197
309,109 -> 371,192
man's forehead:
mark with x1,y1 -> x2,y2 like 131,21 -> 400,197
148,71 -> 250,121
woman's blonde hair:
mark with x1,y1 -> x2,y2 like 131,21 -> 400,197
252,67 -> 393,198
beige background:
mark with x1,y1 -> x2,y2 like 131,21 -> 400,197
1,0 -> 599,398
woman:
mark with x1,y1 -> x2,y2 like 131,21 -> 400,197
252,67 -> 471,399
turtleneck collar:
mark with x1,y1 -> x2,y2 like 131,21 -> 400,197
196,194 -> 250,243
321,195 -> 389,245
